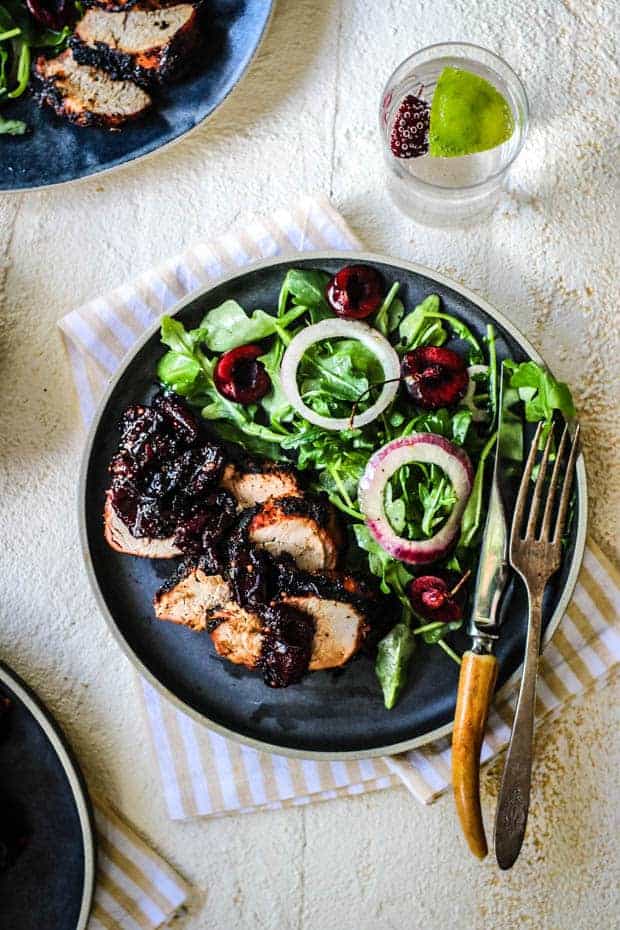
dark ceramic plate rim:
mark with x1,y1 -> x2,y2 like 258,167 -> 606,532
1,2 -> 275,193
78,251 -> 587,760
0,661 -> 96,928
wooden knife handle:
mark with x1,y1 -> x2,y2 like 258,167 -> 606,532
452,651 -> 498,859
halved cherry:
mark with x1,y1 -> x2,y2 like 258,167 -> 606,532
326,265 -> 385,319
401,346 -> 468,409
214,345 -> 271,404
408,571 -> 468,624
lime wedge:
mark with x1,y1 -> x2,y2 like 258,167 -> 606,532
429,66 -> 514,158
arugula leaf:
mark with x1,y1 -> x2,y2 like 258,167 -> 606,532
278,268 -> 330,316
258,339 -> 294,428
156,351 -> 202,395
160,315 -> 199,355
504,360 -> 575,424
374,282 -> 404,336
451,409 -> 473,445
297,337 -> 384,419
398,295 -> 447,351
0,112 -> 25,134
458,431 -> 497,549
196,300 -> 306,352
375,624 -> 416,709
398,294 -> 483,362
353,525 -> 413,603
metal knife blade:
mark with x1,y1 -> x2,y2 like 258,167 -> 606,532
469,366 -> 509,653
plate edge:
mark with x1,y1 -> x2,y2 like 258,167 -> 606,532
0,661 -> 96,929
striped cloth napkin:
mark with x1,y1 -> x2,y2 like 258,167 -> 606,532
59,195 -> 620,821
90,800 -> 189,929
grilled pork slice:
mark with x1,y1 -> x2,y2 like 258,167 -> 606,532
281,595 -> 366,671
83,0 -> 177,11
220,462 -> 302,509
209,594 -> 368,672
35,50 -> 151,128
154,566 -> 231,630
104,493 -> 181,558
209,603 -> 265,668
71,3 -> 201,86
247,496 -> 341,572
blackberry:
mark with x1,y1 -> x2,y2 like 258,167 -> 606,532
390,93 -> 430,158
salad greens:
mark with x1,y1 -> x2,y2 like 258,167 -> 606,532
0,1 -> 77,135
297,337 -> 385,420
157,268 -> 576,709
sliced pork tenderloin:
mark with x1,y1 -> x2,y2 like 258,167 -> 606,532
220,461 -> 302,509
82,0 -> 179,12
279,594 -> 367,671
71,3 -> 202,86
104,493 -> 181,558
209,592 -> 368,674
35,50 -> 151,128
154,565 -> 231,630
247,496 -> 342,572
155,560 -> 373,676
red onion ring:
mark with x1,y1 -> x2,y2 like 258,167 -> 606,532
358,433 -> 473,565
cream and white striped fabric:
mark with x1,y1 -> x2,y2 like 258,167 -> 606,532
91,800 -> 189,929
59,195 -> 620,821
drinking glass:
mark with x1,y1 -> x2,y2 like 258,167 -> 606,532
380,43 -> 529,226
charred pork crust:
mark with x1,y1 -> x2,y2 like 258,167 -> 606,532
219,460 -> 303,508
70,3 -> 203,87
273,561 -> 378,611
35,50 -> 152,129
234,494 -> 342,572
258,494 -> 333,528
82,0 -> 183,12
157,548 -> 383,617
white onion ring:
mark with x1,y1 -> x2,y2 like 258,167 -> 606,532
461,364 -> 490,422
280,319 -> 401,431
358,434 -> 474,565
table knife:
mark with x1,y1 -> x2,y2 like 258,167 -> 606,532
452,372 -> 509,859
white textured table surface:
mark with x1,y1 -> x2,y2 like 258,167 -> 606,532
1,2 -> 618,928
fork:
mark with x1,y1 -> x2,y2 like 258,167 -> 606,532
494,420 -> 580,869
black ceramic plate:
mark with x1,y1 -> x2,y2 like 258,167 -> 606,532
0,0 -> 273,191
0,662 -> 95,929
80,253 -> 587,758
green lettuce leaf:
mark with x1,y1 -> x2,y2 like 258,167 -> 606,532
197,300 -> 306,352
375,624 -> 416,709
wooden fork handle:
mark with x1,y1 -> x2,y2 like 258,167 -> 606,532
452,651 -> 498,859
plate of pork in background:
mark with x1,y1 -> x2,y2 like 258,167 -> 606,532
79,253 -> 587,759
0,0 -> 274,191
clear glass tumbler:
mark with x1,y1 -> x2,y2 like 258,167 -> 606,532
379,43 -> 529,227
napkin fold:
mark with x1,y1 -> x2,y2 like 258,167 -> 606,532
91,800 -> 189,930
60,195 -> 620,823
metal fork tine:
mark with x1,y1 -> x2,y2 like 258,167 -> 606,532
553,424 -> 580,543
525,424 -> 555,539
540,424 -> 570,540
512,421 -> 543,543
